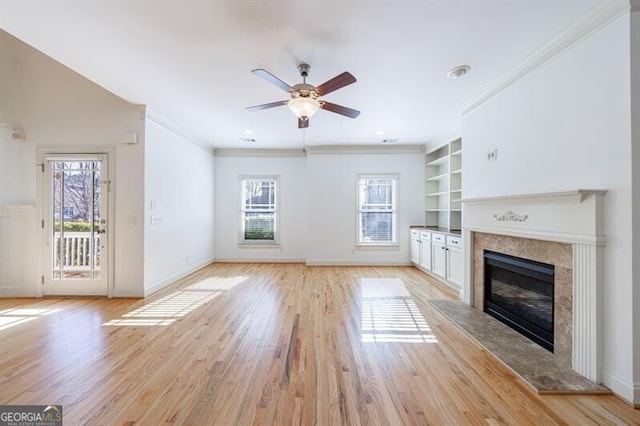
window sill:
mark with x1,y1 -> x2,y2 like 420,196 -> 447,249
238,242 -> 281,248
354,243 -> 400,251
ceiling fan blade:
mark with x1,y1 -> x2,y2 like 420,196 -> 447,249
320,101 -> 360,119
246,100 -> 288,111
315,72 -> 357,96
298,118 -> 309,129
251,69 -> 294,92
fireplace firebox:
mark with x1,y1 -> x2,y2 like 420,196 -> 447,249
484,251 -> 554,352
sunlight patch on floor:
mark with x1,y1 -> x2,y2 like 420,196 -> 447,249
360,278 -> 438,343
0,308 -> 62,331
103,276 -> 247,327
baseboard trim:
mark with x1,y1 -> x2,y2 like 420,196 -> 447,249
143,258 -> 215,297
0,286 -> 37,297
601,370 -> 636,405
305,259 -> 412,266
214,258 -> 306,264
111,288 -> 145,298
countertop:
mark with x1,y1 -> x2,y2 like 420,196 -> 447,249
410,226 -> 462,236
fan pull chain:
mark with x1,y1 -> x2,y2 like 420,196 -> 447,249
302,128 -> 306,153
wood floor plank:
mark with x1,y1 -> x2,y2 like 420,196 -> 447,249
0,263 -> 638,425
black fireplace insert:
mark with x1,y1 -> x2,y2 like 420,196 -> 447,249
484,250 -> 554,352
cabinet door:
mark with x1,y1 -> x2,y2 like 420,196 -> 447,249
432,242 -> 446,278
420,240 -> 432,271
419,231 -> 431,270
410,231 -> 420,264
447,246 -> 463,287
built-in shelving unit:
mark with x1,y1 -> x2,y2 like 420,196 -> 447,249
425,138 -> 462,230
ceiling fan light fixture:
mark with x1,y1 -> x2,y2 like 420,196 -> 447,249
288,97 -> 320,120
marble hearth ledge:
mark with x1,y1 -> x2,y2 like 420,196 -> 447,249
429,300 -> 610,394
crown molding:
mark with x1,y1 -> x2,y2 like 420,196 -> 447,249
461,0 -> 630,115
214,148 -> 306,157
304,144 -> 425,155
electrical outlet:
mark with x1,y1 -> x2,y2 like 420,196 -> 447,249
487,149 -> 498,160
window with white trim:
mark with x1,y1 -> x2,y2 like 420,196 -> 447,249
358,175 -> 397,244
240,177 -> 278,243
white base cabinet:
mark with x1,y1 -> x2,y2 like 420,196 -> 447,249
410,229 -> 420,264
431,233 -> 447,279
419,231 -> 432,271
445,235 -> 463,288
410,228 -> 463,290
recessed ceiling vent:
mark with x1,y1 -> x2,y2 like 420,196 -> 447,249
448,65 -> 471,78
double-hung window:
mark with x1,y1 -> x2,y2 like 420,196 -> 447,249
240,177 -> 278,243
358,175 -> 397,244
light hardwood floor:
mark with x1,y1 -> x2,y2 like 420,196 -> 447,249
0,263 -> 638,425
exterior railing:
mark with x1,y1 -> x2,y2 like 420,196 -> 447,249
54,232 -> 100,270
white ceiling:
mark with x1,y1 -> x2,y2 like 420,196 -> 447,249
0,1 -> 601,149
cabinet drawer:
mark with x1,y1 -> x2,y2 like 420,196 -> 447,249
446,235 -> 462,247
411,229 -> 419,237
432,233 -> 446,243
420,231 -> 431,241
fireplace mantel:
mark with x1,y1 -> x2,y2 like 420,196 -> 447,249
462,189 -> 607,383
463,189 -> 607,205
462,190 -> 607,246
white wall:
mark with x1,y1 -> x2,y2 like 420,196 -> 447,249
144,119 -> 215,295
0,29 -> 145,297
462,14 -> 635,402
306,150 -> 424,265
214,149 -> 423,265
630,1 -> 640,400
214,153 -> 307,262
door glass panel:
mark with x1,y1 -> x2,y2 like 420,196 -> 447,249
51,160 -> 102,280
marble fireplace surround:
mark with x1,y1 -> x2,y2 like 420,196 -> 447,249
462,190 -> 607,383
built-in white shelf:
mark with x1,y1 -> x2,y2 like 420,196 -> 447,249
426,156 -> 449,167
426,172 -> 448,182
424,137 -> 462,230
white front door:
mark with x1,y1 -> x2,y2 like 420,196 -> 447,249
42,155 -> 109,296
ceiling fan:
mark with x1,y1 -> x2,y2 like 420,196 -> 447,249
246,63 -> 360,129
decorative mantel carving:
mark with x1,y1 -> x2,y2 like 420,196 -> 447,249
494,211 -> 528,222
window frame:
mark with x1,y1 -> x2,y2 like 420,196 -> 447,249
239,176 -> 279,245
356,174 -> 398,246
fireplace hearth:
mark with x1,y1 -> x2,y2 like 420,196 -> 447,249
484,250 -> 554,352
